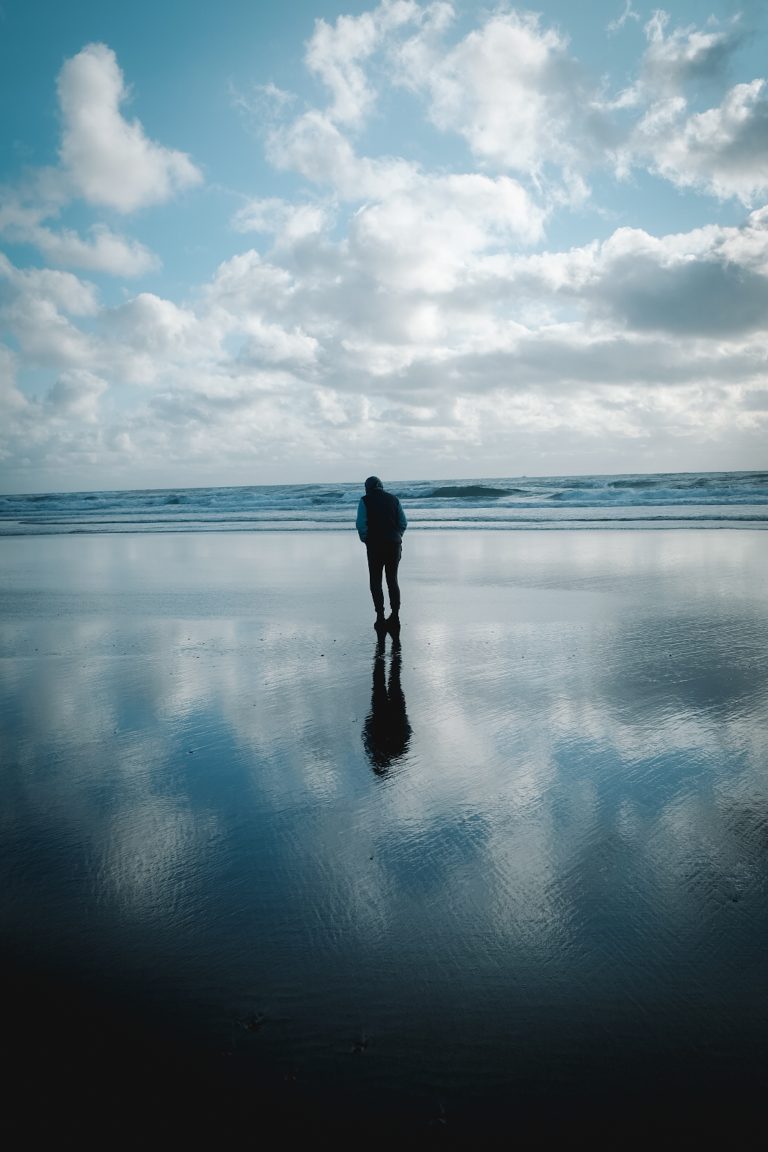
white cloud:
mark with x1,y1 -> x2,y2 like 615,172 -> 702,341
236,318 -> 319,366
35,223 -> 158,276
0,258 -> 100,316
305,0 -> 427,125
306,7 -> 382,125
636,79 -> 768,204
232,197 -> 332,247
267,110 -> 418,200
94,269 -> 321,388
229,80 -> 296,123
207,249 -> 295,307
447,210 -> 768,339
0,41 -> 198,278
607,2 -> 640,35
3,297 -> 95,369
105,293 -> 197,352
6,184 -> 768,482
0,257 -> 99,369
612,12 -> 767,200
4,6 -> 768,486
0,186 -> 157,276
0,344 -> 28,417
57,42 -> 202,212
395,9 -> 597,182
46,369 -> 108,421
641,10 -> 742,94
349,172 -> 545,292
589,219 -> 768,333
99,292 -> 214,386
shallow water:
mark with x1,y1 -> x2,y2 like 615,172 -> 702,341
2,530 -> 768,1134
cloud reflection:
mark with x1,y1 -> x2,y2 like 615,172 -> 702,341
2,530 -> 768,1028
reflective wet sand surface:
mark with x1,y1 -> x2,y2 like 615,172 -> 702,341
2,530 -> 767,1135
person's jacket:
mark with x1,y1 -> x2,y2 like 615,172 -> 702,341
356,488 -> 407,545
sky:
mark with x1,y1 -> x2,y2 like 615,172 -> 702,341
1,0 -> 768,492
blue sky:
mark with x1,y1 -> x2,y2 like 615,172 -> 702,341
1,0 -> 767,491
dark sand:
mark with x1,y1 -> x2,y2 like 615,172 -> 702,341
2,529 -> 768,1137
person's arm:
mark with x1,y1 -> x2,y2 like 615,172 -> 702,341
397,500 -> 407,534
356,497 -> 368,542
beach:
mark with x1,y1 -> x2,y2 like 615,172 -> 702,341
2,527 -> 768,1136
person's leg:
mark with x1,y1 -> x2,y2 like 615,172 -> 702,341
366,546 -> 386,618
383,542 -> 402,615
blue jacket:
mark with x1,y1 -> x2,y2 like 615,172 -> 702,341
357,488 -> 407,544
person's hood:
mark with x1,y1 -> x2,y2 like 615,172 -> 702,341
364,476 -> 384,493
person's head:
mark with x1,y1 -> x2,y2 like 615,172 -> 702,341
365,475 -> 384,493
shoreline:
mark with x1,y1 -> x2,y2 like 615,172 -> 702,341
2,506 -> 767,536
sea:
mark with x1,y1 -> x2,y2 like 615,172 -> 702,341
1,469 -> 766,535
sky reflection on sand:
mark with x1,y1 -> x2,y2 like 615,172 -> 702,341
1,530 -> 768,1115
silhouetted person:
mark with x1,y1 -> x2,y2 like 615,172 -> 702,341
356,475 -> 407,631
362,633 -> 412,775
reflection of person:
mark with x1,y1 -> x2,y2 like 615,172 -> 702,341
356,476 -> 407,631
362,633 -> 412,775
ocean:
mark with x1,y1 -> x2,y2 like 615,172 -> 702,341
1,470 -> 766,535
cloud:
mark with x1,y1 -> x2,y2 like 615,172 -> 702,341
105,293 -> 197,353
641,10 -> 743,94
742,389 -> 768,411
607,2 -> 640,35
0,344 -> 28,417
611,13 -> 768,202
435,208 -> 768,338
38,224 -> 158,275
0,256 -> 100,316
3,5 -> 768,487
306,6 -> 383,125
0,41 -> 200,278
98,292 -> 226,387
236,319 -> 319,367
267,5 -> 599,207
46,369 -> 108,421
57,43 -> 202,212
232,197 -> 333,248
348,172 -> 545,292
206,249 -> 294,309
636,80 -> 768,204
0,257 -> 98,368
229,80 -> 296,123
305,0 -> 433,125
394,8 -> 607,186
6,182 -> 768,484
94,267 -> 321,388
0,198 -> 158,275
267,110 -> 418,199
593,248 -> 768,335
4,298 -> 94,369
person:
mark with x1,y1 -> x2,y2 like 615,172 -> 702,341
356,475 -> 407,630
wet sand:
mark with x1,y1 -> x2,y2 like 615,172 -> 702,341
2,529 -> 768,1137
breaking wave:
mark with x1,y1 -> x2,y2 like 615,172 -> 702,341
1,472 -> 766,536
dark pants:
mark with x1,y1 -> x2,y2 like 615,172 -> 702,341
366,542 -> 402,616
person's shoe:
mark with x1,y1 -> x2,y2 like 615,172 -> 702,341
374,613 -> 387,630
386,612 -> 400,632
